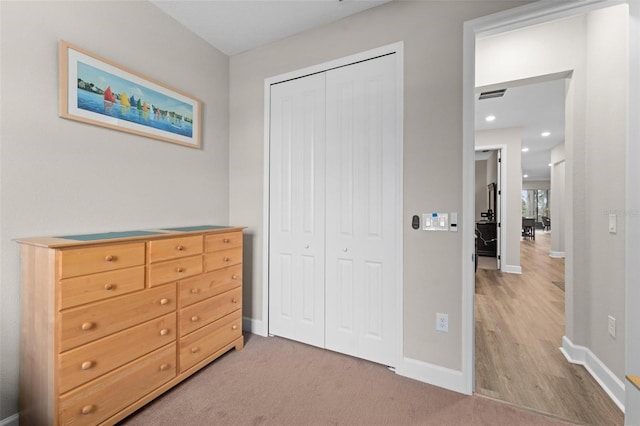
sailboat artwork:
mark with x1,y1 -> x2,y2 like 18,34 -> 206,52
60,41 -> 201,148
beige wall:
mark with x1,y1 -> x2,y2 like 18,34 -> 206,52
229,0 -> 530,373
522,180 -> 550,190
477,5 -> 628,382
476,128 -> 522,272
0,1 -> 230,419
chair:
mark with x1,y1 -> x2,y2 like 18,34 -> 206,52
541,216 -> 551,232
522,217 -> 536,240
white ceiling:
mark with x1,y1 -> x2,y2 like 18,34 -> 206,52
475,78 -> 566,181
150,0 -> 391,56
149,1 -> 565,182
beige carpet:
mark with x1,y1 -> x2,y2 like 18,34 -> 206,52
119,334 -> 572,425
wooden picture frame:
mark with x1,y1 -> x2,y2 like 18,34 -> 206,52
59,41 -> 201,148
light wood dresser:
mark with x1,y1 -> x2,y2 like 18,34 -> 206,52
17,225 -> 244,426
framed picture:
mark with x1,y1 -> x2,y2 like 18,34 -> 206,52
59,41 -> 201,148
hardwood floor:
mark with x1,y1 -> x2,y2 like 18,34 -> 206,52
475,232 -> 624,425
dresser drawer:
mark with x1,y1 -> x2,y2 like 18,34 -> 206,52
58,344 -> 176,426
204,247 -> 242,272
60,284 -> 176,352
179,310 -> 242,373
59,313 -> 176,394
58,266 -> 145,310
148,255 -> 203,287
59,243 -> 145,279
205,231 -> 242,253
180,287 -> 242,337
179,264 -> 242,307
148,235 -> 203,263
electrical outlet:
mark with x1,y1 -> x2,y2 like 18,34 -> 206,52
436,313 -> 448,332
608,315 -> 616,338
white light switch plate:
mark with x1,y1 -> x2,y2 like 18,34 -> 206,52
423,213 -> 448,231
609,214 -> 617,234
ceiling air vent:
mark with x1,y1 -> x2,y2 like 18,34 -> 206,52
478,89 -> 506,100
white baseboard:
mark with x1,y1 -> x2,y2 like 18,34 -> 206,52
560,335 -> 625,412
502,264 -> 522,274
396,356 -> 469,395
549,251 -> 566,258
0,413 -> 19,426
242,316 -> 267,336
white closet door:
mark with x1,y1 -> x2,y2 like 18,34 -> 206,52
268,73 -> 326,348
324,54 -> 398,366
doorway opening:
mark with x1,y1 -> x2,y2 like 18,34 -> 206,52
474,148 -> 501,271
473,75 -> 574,420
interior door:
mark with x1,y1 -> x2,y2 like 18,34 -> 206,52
324,54 -> 398,366
268,73 -> 326,348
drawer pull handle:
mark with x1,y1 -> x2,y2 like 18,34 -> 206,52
232,324 -> 238,330
104,255 -> 115,262
104,283 -> 115,291
223,238 -> 230,244
232,275 -> 238,280
81,361 -> 93,370
176,267 -> 185,273
232,298 -> 238,304
190,288 -> 200,294
159,363 -> 171,371
191,316 -> 199,322
159,298 -> 169,305
81,322 -> 94,331
81,405 -> 95,415
176,245 -> 185,251
191,347 -> 200,354
159,328 -> 169,336
223,257 -> 230,262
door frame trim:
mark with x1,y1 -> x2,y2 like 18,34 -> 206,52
262,42 -> 405,365
462,0 -> 628,395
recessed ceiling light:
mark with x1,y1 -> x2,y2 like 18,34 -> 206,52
541,131 -> 551,137
523,174 -> 529,178
548,163 -> 553,167
485,115 -> 496,122
522,147 -> 529,152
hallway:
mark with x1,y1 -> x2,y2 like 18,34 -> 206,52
475,232 -> 623,425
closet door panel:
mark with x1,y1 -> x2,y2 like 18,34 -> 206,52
268,74 -> 326,348
325,54 -> 398,366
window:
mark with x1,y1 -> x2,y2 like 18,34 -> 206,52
522,189 -> 549,223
